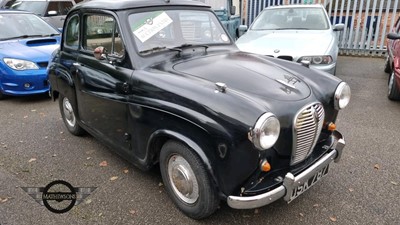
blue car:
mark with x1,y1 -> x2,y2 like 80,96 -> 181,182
0,9 -> 61,99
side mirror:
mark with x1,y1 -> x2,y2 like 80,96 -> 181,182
230,5 -> 236,15
47,10 -> 58,16
333,23 -> 344,31
238,25 -> 248,37
94,46 -> 106,60
387,32 -> 400,40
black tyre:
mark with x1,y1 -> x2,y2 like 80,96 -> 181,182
159,141 -> 219,219
388,71 -> 400,100
0,91 -> 5,100
384,55 -> 392,74
59,94 -> 85,135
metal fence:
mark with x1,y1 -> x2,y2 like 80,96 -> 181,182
245,0 -> 400,56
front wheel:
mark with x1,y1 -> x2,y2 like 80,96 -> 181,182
159,141 -> 219,219
388,71 -> 400,100
59,94 -> 85,135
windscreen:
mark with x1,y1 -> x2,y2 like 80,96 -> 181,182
129,10 -> 231,54
251,7 -> 330,30
0,13 -> 59,40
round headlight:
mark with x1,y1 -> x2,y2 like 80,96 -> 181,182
252,113 -> 280,150
334,82 -> 351,110
312,56 -> 323,64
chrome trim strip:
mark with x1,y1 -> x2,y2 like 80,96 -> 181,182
291,102 -> 325,165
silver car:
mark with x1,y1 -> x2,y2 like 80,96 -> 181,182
9,0 -> 75,29
236,4 -> 344,75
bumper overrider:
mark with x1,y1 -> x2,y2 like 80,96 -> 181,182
227,130 -> 345,209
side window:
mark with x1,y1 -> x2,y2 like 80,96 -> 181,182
47,1 -> 73,16
65,15 -> 80,48
83,14 -> 125,58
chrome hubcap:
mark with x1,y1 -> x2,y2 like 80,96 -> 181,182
63,97 -> 76,127
167,154 -> 199,204
389,72 -> 395,95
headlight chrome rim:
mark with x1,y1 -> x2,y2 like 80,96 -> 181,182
334,82 -> 351,110
251,112 -> 280,150
298,55 -> 333,65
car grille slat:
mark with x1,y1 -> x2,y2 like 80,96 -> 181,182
291,103 -> 325,165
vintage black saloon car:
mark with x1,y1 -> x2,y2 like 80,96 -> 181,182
47,0 -> 351,219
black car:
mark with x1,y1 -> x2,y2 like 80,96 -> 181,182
48,0 -> 351,219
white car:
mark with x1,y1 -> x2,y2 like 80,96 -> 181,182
236,4 -> 344,75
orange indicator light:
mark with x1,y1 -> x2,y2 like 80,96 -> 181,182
261,160 -> 271,172
328,122 -> 336,131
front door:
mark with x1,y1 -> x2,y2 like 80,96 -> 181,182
74,13 -> 132,154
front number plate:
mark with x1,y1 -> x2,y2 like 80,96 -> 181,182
287,164 -> 330,203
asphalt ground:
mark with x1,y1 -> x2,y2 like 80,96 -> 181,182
0,56 -> 399,225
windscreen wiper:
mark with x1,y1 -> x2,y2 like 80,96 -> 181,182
170,43 -> 209,51
45,33 -> 61,37
2,34 -> 52,40
139,46 -> 182,55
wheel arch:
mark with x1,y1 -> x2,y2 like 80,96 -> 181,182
147,129 -> 221,195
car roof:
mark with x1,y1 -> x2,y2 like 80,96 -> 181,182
73,0 -> 209,11
265,4 -> 324,10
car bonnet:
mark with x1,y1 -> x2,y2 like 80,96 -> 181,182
0,37 -> 60,62
172,52 -> 311,102
236,30 -> 334,57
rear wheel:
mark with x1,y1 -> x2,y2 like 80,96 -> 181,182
388,71 -> 400,100
59,94 -> 85,135
0,91 -> 4,100
384,55 -> 392,74
159,141 -> 219,219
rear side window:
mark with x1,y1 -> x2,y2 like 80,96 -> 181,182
47,1 -> 74,16
65,15 -> 80,48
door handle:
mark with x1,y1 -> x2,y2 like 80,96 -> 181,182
122,82 -> 129,93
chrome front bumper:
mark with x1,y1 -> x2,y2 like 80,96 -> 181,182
227,131 -> 345,209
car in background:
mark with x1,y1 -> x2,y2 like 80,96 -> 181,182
0,10 -> 61,99
0,0 -> 16,8
386,32 -> 400,100
9,0 -> 75,29
236,4 -> 344,75
384,16 -> 399,75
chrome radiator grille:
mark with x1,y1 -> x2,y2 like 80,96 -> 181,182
291,103 -> 325,165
